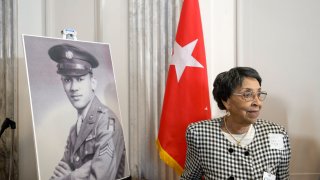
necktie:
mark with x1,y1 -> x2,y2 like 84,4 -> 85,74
76,115 -> 83,135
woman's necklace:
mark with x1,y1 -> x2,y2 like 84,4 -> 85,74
224,116 -> 250,146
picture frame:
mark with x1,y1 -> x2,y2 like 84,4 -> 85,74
23,35 -> 130,180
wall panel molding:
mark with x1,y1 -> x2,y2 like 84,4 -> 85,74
44,0 -> 96,41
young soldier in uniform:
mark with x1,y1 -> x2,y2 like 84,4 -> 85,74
48,44 -> 126,180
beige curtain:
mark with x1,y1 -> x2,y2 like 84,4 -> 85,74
0,0 -> 18,179
128,0 -> 182,179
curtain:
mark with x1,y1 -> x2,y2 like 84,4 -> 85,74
0,0 -> 18,179
128,0 -> 182,179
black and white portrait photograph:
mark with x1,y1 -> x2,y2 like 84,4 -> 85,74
22,35 -> 130,180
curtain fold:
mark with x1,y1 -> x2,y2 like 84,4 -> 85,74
129,0 -> 181,179
0,0 -> 18,179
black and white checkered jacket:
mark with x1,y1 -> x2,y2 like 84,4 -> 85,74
181,117 -> 291,180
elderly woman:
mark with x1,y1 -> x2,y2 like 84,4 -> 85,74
181,67 -> 291,180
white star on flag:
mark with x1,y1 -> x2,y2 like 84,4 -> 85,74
170,39 -> 204,82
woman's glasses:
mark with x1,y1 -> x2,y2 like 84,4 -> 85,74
233,91 -> 267,101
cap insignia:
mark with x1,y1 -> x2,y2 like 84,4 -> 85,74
65,50 -> 73,59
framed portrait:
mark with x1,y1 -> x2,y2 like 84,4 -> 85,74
23,35 -> 130,180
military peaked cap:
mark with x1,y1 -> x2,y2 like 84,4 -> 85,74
48,43 -> 99,76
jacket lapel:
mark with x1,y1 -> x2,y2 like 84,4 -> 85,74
73,96 -> 101,153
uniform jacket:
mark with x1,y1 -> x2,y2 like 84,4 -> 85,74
54,96 -> 126,180
181,117 -> 291,180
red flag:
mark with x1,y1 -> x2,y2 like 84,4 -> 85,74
156,0 -> 211,175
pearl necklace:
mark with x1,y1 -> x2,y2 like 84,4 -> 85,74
223,116 -> 250,146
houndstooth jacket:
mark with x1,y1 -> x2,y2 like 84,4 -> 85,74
181,117 -> 291,180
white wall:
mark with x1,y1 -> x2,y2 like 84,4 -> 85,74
19,0 -> 320,179
200,0 -> 236,117
238,0 -> 320,179
18,0 -> 44,179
